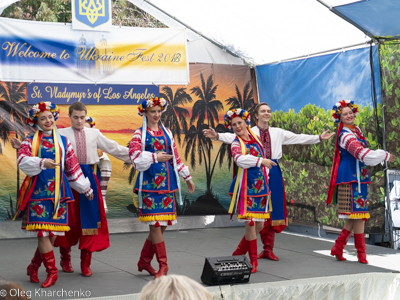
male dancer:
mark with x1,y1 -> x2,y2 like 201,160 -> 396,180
54,102 -> 130,276
84,116 -> 112,213
204,103 -> 335,261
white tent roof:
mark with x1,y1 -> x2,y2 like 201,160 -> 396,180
129,0 -> 369,65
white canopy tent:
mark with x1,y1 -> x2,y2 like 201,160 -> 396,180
128,0 -> 369,65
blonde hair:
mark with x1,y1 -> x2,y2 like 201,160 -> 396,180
139,275 -> 212,300
0,281 -> 29,300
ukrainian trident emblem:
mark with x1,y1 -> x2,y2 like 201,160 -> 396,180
74,0 -> 111,29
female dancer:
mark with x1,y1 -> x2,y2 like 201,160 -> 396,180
129,97 -> 195,278
225,108 -> 276,273
16,101 -> 92,287
327,100 -> 396,263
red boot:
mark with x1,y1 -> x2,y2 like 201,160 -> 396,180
330,228 -> 351,261
80,249 -> 93,277
138,239 -> 157,275
246,239 -> 258,273
258,227 -> 279,261
354,233 -> 368,264
60,247 -> 74,273
27,247 -> 42,283
232,236 -> 248,256
41,251 -> 58,288
153,241 -> 168,279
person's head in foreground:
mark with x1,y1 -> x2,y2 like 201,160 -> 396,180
139,274 -> 212,300
0,281 -> 30,300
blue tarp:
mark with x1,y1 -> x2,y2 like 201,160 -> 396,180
334,0 -> 400,39
255,45 -> 381,112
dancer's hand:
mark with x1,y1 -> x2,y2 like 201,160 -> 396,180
203,128 -> 218,139
43,159 -> 60,169
157,152 -> 173,162
11,138 -> 21,149
186,179 -> 195,193
389,154 -> 397,163
320,130 -> 335,140
261,159 -> 277,169
87,193 -> 94,201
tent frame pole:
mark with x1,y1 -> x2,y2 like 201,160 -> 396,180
316,0 -> 375,39
260,41 -> 371,66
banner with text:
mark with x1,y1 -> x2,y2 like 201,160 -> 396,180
0,18 -> 189,85
27,83 -> 159,105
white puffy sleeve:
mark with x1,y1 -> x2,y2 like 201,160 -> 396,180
129,129 -> 158,172
17,137 -> 46,177
339,129 -> 390,166
217,132 -> 236,144
281,128 -> 320,145
96,129 -> 130,163
230,140 -> 262,169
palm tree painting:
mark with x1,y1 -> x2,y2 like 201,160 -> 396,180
0,81 -> 31,219
225,80 -> 256,125
160,86 -> 192,145
190,73 -> 224,128
0,82 -> 30,153
183,73 -> 228,214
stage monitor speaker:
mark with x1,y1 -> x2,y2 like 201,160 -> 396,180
200,255 -> 252,286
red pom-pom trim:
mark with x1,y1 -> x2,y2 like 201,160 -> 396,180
37,231 -> 44,237
249,219 -> 254,226
49,232 -> 54,237
155,221 -> 160,227
167,220 -> 172,225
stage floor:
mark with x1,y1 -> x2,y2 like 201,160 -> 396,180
1,226 -> 400,299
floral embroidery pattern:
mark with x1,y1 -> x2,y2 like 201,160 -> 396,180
30,202 -> 48,218
42,139 -> 55,152
142,194 -> 156,210
260,197 -> 267,209
161,194 -> 173,209
360,166 -> 369,180
45,178 -> 56,196
150,137 -> 165,151
247,145 -> 261,157
354,192 -> 367,209
250,176 -> 264,193
151,171 -> 167,189
247,197 -> 257,209
56,203 -> 67,219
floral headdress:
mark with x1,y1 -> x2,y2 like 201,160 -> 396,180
85,116 -> 96,128
224,108 -> 251,131
27,101 -> 60,127
137,97 -> 168,116
331,100 -> 358,123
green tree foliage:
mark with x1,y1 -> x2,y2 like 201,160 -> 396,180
1,0 -> 166,27
380,41 -> 400,170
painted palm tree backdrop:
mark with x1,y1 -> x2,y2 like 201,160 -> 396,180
160,86 -> 192,145
0,82 -> 30,153
0,81 -> 32,220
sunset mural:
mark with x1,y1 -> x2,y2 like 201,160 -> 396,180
0,63 -> 255,221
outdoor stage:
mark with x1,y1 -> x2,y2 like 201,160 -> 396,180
1,218 -> 400,300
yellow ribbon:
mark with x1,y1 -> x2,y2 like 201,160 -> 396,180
132,171 -> 139,208
52,127 -> 61,220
